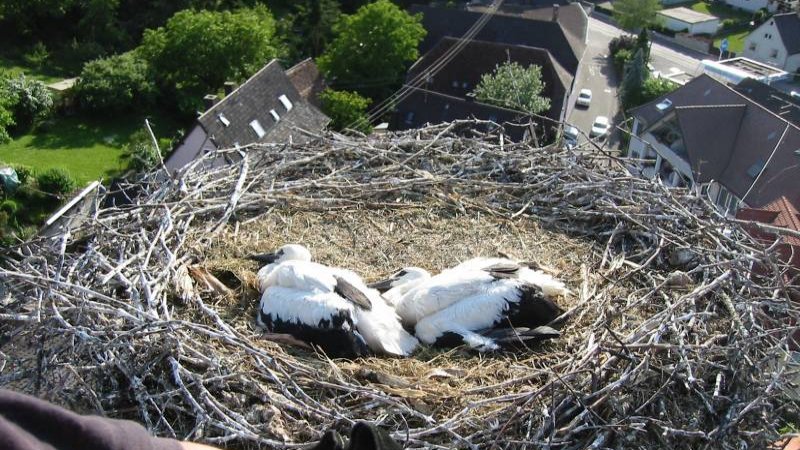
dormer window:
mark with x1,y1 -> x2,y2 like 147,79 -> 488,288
278,94 -> 293,111
249,119 -> 266,138
656,99 -> 673,111
746,159 -> 765,178
270,109 -> 280,122
218,113 -> 230,127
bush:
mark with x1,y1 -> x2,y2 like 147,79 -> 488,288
37,168 -> 76,196
319,89 -> 372,134
24,42 -> 49,69
3,74 -> 53,131
609,35 -> 638,57
753,8 -> 767,24
11,164 -> 34,185
721,18 -> 738,30
0,199 -> 21,215
75,52 -> 156,114
614,49 -> 634,75
124,129 -> 163,172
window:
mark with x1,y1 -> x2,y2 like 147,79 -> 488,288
278,94 -> 293,111
269,109 -> 280,122
462,82 -> 468,89
770,48 -> 779,58
451,80 -> 459,88
746,159 -> 765,178
218,113 -> 230,127
249,119 -> 266,138
655,99 -> 673,111
404,111 -> 414,124
749,42 -> 757,51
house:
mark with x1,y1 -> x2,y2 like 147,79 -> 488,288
391,38 -> 574,140
285,58 -> 326,109
742,12 -> 800,72
737,196 -> 800,276
166,59 -> 329,171
657,7 -> 720,35
701,57 -> 790,85
627,74 -> 800,215
410,4 -> 587,75
722,0 -> 799,13
395,4 -> 586,139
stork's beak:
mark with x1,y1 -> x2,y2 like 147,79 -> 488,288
247,252 -> 280,264
367,277 -> 396,293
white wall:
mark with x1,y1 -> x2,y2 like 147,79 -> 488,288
743,18 -> 790,68
787,53 -> 800,72
659,15 -> 720,35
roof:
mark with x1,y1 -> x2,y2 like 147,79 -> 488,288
771,12 -> 800,54
404,38 -> 572,122
629,74 -> 800,208
737,196 -> 800,244
657,7 -> 719,24
409,5 -> 585,74
391,88 -> 532,140
166,60 -> 329,171
46,77 -> 78,91
733,78 -> 800,126
286,58 -> 326,108
197,60 -> 329,149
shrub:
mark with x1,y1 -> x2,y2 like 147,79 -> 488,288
11,164 -> 34,184
0,199 -> 21,215
753,8 -> 767,24
75,52 -> 156,114
721,18 -> 738,30
609,35 -> 638,57
124,129 -> 163,172
36,168 -> 76,196
614,49 -> 634,75
319,89 -> 372,134
3,74 -> 53,131
24,42 -> 49,69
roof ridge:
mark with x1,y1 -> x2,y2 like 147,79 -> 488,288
674,103 -> 747,110
199,59 -> 283,120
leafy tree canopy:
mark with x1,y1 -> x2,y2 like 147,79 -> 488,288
319,88 -> 371,134
138,5 -> 284,115
317,0 -> 426,101
472,62 -> 551,115
75,52 -> 156,114
613,0 -> 661,31
2,74 -> 53,131
621,48 -> 647,109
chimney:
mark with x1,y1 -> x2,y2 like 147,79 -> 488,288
203,94 -> 219,110
552,4 -> 559,21
223,81 -> 237,95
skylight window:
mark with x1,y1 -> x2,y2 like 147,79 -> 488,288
746,159 -> 765,178
278,94 -> 293,111
270,109 -> 280,122
656,99 -> 673,111
218,113 -> 230,127
249,119 -> 266,138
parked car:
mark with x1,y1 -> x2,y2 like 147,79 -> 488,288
590,116 -> 610,138
564,125 -> 579,149
576,89 -> 592,107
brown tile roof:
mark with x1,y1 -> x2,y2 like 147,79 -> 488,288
737,196 -> 800,245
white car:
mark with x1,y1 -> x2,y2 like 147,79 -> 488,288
590,116 -> 610,138
576,89 -> 592,107
564,125 -> 579,149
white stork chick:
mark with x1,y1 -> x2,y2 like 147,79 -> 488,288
370,257 -> 568,352
250,244 -> 418,358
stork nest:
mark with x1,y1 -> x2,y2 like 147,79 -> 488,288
1,120 -> 799,449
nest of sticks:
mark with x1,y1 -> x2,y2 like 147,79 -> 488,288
1,120 -> 799,449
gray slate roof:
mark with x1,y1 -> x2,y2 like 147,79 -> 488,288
772,12 -> 800,55
628,74 -> 800,208
733,78 -> 800,126
409,5 -> 585,74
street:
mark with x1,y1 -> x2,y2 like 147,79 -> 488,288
566,15 -> 704,151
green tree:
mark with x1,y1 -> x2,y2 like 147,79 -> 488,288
621,49 -> 647,108
0,99 -> 14,144
638,77 -> 678,106
124,128 -> 163,172
3,74 -> 53,131
317,0 -> 426,101
319,88 -> 372,134
139,6 -> 283,115
75,52 -> 156,114
613,0 -> 661,31
287,0 -> 341,59
472,62 -> 551,115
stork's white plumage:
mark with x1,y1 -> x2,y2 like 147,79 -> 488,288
370,257 -> 567,352
252,244 -> 418,358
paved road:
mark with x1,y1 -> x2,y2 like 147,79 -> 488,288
566,16 -> 705,150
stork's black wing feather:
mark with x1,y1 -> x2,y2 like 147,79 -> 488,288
482,262 -> 521,279
333,276 -> 373,310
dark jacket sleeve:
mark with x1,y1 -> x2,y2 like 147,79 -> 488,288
0,389 -> 182,450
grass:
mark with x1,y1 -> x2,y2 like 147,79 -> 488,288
714,29 -> 749,54
0,112 -> 186,185
688,0 -> 752,21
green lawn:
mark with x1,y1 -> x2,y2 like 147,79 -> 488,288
689,0 -> 752,21
0,53 -> 72,85
0,112 -> 186,185
714,29 -> 749,54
